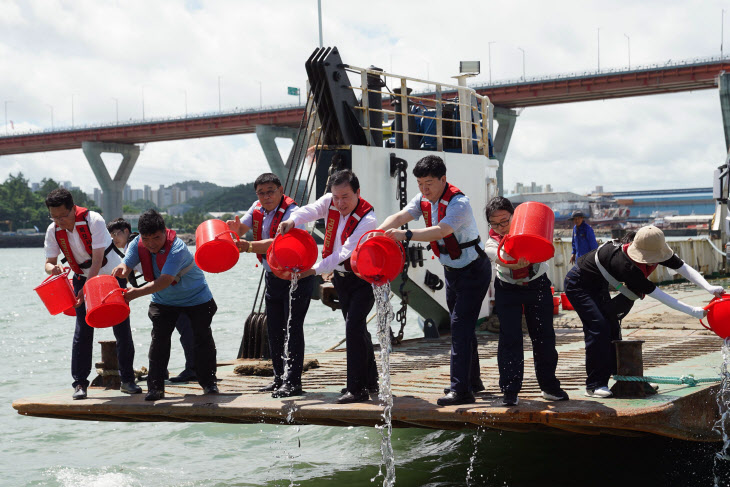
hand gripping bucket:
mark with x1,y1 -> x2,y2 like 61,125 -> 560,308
195,219 -> 240,273
83,275 -> 130,328
351,230 -> 406,286
497,202 -> 555,265
560,292 -> 574,311
270,229 -> 318,273
699,295 -> 730,339
34,268 -> 76,316
266,245 -> 293,280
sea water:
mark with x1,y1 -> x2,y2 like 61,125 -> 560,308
1,248 -> 727,486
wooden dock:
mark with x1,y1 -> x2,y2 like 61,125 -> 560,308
12,286 -> 726,442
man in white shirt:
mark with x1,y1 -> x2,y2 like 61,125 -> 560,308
279,170 -> 378,404
43,189 -> 140,399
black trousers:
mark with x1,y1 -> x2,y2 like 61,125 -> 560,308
564,266 -> 620,390
147,299 -> 218,392
495,274 -> 561,394
443,256 -> 491,394
332,271 -> 377,392
265,271 -> 315,387
71,274 -> 136,388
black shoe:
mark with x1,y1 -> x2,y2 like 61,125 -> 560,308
272,384 -> 304,398
121,381 -> 143,394
259,380 -> 282,392
145,389 -> 165,401
337,389 -> 370,404
203,383 -> 219,395
542,389 -> 569,401
443,383 -> 485,394
169,370 -> 197,383
437,391 -> 475,406
502,392 -> 519,406
72,385 -> 87,400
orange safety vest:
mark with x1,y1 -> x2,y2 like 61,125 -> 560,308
322,197 -> 374,259
420,183 -> 465,260
251,195 -> 295,263
138,229 -> 179,285
54,206 -> 97,275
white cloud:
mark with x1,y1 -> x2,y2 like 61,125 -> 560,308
1,0 -> 729,197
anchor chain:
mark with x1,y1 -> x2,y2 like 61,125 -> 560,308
390,153 -> 409,345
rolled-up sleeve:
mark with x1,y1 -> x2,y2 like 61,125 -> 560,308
404,194 -> 423,221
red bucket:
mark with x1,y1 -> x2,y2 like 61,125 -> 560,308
195,219 -> 240,273
351,230 -> 406,286
700,295 -> 730,339
266,245 -> 293,281
498,202 -> 555,265
270,229 -> 318,273
560,293 -> 574,311
34,268 -> 76,316
83,275 -> 130,328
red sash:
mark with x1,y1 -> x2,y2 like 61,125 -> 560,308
322,196 -> 374,258
251,195 -> 295,263
421,183 -> 464,259
54,206 -> 93,275
489,229 -> 529,279
622,243 -> 658,278
138,229 -> 178,284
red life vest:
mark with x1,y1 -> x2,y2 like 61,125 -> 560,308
489,229 -> 530,280
421,183 -> 464,260
138,229 -> 178,285
251,195 -> 296,263
322,196 -> 374,259
54,206 -> 95,275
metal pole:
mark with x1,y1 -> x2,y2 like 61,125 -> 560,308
723,9 -> 726,57
71,94 -> 75,127
218,76 -> 221,112
183,89 -> 187,117
3,100 -> 10,135
518,47 -> 525,80
317,0 -> 323,48
111,97 -> 118,123
624,34 -> 630,69
488,41 -> 496,84
597,27 -> 600,72
46,104 -> 53,129
258,81 -> 262,109
141,87 -> 145,121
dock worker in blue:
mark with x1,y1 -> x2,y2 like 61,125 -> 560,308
569,211 -> 598,265
226,172 -> 315,399
112,209 -> 219,402
379,155 -> 490,407
279,169 -> 379,405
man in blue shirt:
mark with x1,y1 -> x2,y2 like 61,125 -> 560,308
379,155 -> 490,406
227,173 -> 315,398
570,211 -> 598,265
112,209 -> 218,401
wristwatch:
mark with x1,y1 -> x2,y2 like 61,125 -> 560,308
405,229 -> 413,241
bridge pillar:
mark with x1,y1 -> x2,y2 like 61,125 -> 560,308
255,125 -> 299,181
81,142 -> 140,220
492,106 -> 519,196
720,73 -> 730,151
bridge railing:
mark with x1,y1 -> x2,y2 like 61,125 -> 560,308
344,64 -> 493,156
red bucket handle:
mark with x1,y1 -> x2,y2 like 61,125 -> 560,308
101,287 -> 127,304
41,266 -> 72,284
497,235 -> 518,265
699,318 -> 713,331
214,230 -> 240,242
356,229 -> 385,247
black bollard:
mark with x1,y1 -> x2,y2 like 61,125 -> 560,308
91,340 -> 121,389
611,339 -> 652,398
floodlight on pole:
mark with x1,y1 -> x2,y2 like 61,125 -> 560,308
488,41 -> 496,84
218,76 -> 222,112
257,80 -> 262,109
3,100 -> 11,135
597,27 -> 600,72
111,97 -> 118,123
624,34 -> 631,69
317,0 -> 323,48
517,47 -> 525,80
71,94 -> 75,127
46,104 -> 54,129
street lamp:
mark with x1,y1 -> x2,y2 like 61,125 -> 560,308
71,94 -> 75,127
488,41 -> 496,84
257,80 -> 262,109
597,27 -> 601,72
111,97 -> 118,123
3,100 -> 11,135
182,89 -> 188,117
218,76 -> 222,112
46,104 -> 54,129
624,34 -> 631,69
517,47 -> 525,80
317,0 -> 323,48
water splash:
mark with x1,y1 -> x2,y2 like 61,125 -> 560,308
281,271 -> 299,387
465,426 -> 482,486
714,337 -> 730,486
371,283 -> 396,487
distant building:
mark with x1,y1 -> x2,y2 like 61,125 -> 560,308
512,182 -> 553,195
31,182 -> 40,192
611,188 -> 714,219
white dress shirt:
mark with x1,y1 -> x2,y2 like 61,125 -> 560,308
290,193 -> 377,275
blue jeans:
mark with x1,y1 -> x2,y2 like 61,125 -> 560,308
71,275 -> 136,388
495,275 -> 560,394
444,256 -> 491,394
265,272 -> 315,387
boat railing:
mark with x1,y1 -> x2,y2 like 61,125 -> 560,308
343,64 -> 493,157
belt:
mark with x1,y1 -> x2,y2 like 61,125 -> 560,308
334,270 -> 352,278
443,255 -> 485,273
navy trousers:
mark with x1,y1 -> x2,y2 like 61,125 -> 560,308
564,266 -> 620,390
174,314 -> 196,374
71,275 -> 136,388
444,256 -> 491,394
265,272 -> 315,387
147,299 -> 218,392
494,274 -> 560,394
332,271 -> 377,393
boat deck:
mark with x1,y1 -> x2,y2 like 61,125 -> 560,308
12,286 -> 725,441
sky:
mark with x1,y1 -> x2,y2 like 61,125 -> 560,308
1,0 -> 729,196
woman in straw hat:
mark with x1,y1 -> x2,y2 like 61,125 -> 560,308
564,225 -> 725,398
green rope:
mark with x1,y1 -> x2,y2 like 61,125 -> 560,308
613,374 -> 722,387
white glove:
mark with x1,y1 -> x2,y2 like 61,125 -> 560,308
649,287 -> 706,319
707,285 -> 726,297
689,307 -> 707,319
676,263 -> 724,296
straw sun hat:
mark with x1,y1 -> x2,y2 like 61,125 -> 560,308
626,225 -> 674,264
